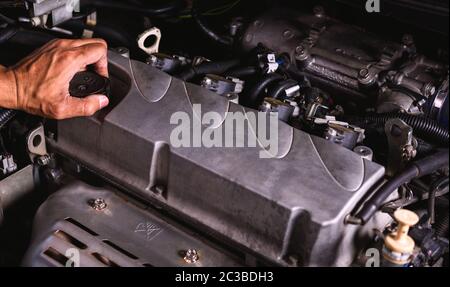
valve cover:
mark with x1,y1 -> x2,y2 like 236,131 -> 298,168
47,51 -> 387,266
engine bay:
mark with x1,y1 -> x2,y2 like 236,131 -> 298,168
0,0 -> 448,267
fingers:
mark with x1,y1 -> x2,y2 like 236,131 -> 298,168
71,42 -> 109,78
22,38 -> 107,63
47,38 -> 108,51
53,95 -> 109,119
39,39 -> 108,79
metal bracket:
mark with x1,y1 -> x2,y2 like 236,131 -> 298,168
26,0 -> 80,27
385,118 -> 417,176
26,125 -> 48,162
137,27 -> 161,55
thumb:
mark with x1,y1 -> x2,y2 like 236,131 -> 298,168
63,95 -> 109,119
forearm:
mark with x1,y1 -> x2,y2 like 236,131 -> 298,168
0,65 -> 18,110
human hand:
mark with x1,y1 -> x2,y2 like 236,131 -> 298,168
1,38 -> 110,119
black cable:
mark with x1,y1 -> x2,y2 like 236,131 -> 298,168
226,66 -> 258,78
353,149 -> 449,224
428,177 -> 449,224
0,12 -> 15,25
0,25 -> 18,45
6,29 -> 56,47
342,113 -> 449,146
177,59 -> 241,82
246,73 -> 283,107
191,3 -> 233,46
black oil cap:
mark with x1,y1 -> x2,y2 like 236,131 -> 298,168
69,71 -> 110,98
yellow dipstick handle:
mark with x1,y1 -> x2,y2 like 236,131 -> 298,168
385,209 -> 419,255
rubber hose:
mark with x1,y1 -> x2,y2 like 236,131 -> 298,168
247,73 -> 284,107
0,12 -> 15,25
354,149 -> 449,224
178,59 -> 241,81
428,177 -> 449,224
191,7 -> 233,46
226,66 -> 258,78
7,29 -> 56,47
416,137 -> 435,156
0,25 -> 19,44
344,113 -> 449,146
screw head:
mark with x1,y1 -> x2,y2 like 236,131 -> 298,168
313,6 -> 325,17
423,83 -> 436,97
283,29 -> 294,39
183,249 -> 199,264
401,145 -> 417,161
91,198 -> 107,211
37,154 -> 51,166
295,45 -> 305,55
359,68 -> 370,78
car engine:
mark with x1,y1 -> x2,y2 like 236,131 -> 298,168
0,0 -> 448,267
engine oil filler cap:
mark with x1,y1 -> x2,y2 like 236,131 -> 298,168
69,71 -> 110,98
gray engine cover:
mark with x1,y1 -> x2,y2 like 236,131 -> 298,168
48,51 -> 386,266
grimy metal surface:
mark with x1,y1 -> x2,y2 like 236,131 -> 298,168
241,9 -> 445,107
23,182 -> 242,267
48,51 -> 386,266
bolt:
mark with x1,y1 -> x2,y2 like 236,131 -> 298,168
283,29 -> 294,39
423,83 -> 436,98
359,68 -> 370,79
114,47 -> 130,58
295,45 -> 306,55
229,18 -> 243,36
417,99 -> 427,107
244,34 -> 253,43
313,6 -> 325,17
30,17 -> 42,27
47,131 -> 55,141
37,154 -> 51,166
401,145 -> 417,161
183,249 -> 199,264
91,198 -> 107,211
353,146 -> 373,161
